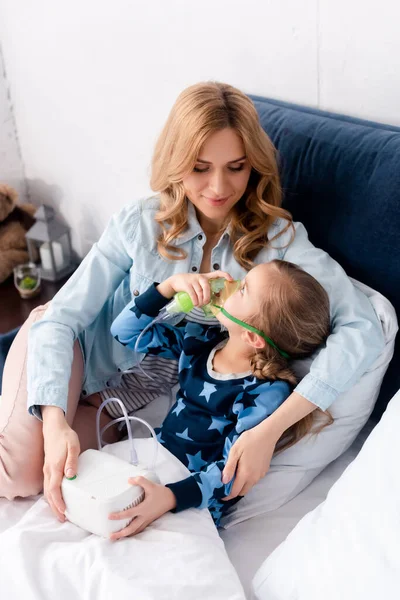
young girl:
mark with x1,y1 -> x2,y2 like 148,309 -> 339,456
107,260 -> 330,539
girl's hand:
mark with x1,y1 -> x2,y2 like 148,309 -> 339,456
157,271 -> 233,307
221,424 -> 278,499
108,476 -> 177,540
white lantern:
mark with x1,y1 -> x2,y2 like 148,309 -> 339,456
25,205 -> 75,281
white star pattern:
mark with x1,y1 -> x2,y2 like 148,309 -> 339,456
175,427 -> 193,441
208,416 -> 229,434
172,397 -> 186,417
242,377 -> 257,389
179,353 -> 193,372
186,450 -> 208,471
199,381 -> 217,402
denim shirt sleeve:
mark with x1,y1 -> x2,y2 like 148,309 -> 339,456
27,202 -> 140,417
274,220 -> 385,410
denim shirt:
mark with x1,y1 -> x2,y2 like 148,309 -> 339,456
27,196 -> 385,417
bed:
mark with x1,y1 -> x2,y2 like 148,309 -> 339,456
0,431 -> 246,600
1,97 -> 399,599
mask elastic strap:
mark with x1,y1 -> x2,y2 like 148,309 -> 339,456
212,305 -> 290,360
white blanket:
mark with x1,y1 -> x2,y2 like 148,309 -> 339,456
252,390 -> 400,600
0,439 -> 245,600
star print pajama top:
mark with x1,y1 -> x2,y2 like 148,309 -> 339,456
111,284 -> 291,525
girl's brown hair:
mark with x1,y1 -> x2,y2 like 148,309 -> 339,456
249,260 -> 333,452
150,81 -> 294,269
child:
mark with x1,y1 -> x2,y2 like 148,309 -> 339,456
108,260 -> 330,537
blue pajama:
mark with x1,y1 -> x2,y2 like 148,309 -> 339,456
111,284 -> 291,526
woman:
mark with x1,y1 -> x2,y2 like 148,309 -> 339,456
0,82 -> 384,527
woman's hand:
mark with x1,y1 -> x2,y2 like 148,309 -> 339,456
157,270 -> 233,308
108,476 -> 177,540
222,391 -> 316,499
42,406 -> 80,522
222,423 -> 279,500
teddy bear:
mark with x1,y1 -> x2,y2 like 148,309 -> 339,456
0,183 -> 37,284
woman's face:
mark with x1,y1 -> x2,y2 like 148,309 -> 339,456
181,128 -> 252,228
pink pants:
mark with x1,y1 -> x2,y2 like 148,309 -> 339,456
0,304 -> 115,500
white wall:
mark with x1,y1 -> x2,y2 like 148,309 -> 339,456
0,45 -> 27,203
0,0 -> 399,256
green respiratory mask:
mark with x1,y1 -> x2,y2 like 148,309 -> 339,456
165,278 -> 241,317
164,278 -> 289,359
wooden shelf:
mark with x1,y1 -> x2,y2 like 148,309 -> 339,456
0,274 -> 72,334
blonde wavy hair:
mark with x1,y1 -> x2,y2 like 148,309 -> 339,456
150,81 -> 294,269
248,260 -> 333,453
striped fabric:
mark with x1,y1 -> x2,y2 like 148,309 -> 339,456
100,307 -> 218,417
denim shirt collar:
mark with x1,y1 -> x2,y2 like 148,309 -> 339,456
172,201 -> 232,246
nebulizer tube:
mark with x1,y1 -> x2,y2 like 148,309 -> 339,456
128,309 -> 175,381
96,397 -> 159,470
122,308 -> 180,380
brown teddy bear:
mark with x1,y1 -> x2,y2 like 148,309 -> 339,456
0,183 -> 37,284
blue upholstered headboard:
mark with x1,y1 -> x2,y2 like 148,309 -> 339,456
251,96 -> 400,418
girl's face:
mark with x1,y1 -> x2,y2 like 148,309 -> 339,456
181,128 -> 252,228
217,263 -> 274,339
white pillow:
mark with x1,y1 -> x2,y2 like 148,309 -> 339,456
221,278 -> 398,527
252,388 -> 400,600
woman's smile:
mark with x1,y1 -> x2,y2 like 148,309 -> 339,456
202,195 -> 231,207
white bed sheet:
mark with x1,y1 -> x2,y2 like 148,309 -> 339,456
0,386 -> 374,600
0,438 -> 245,600
220,420 -> 375,599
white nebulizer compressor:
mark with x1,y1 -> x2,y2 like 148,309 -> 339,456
61,397 -> 160,538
